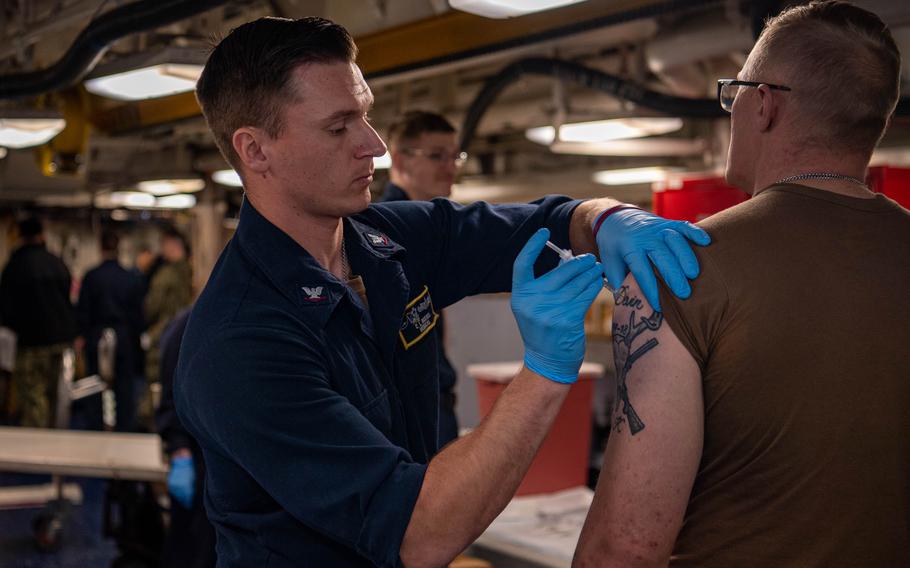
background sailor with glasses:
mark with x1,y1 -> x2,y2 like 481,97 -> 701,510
382,110 -> 466,203
379,110 -> 468,447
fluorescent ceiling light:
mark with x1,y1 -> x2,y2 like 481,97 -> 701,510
373,152 -> 392,170
137,178 -> 205,195
550,138 -> 705,157
0,118 -> 66,148
95,191 -> 156,209
94,191 -> 196,210
449,0 -> 588,18
0,109 -> 66,149
212,169 -> 243,187
592,167 -> 682,186
84,46 -> 205,101
526,117 -> 683,145
85,64 -> 202,101
153,194 -> 197,209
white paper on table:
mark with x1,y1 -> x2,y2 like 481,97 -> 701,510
483,486 -> 594,560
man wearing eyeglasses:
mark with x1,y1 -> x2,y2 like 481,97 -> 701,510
379,110 -> 465,448
575,2 -> 910,567
383,110 -> 464,202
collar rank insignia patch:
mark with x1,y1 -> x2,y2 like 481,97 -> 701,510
301,285 -> 327,302
399,286 -> 438,349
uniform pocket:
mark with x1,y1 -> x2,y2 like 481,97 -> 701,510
358,388 -> 392,436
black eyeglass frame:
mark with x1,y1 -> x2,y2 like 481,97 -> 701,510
401,148 -> 469,165
717,79 -> 792,112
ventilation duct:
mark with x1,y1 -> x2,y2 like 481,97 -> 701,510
0,0 -> 228,100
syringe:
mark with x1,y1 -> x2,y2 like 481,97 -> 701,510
545,240 -> 574,262
546,240 -> 613,291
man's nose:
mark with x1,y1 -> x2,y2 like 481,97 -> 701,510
357,123 -> 387,159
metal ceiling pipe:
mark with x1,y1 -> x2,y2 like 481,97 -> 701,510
645,21 -> 753,74
644,17 -> 754,99
0,0 -> 134,62
364,0 -> 724,81
0,0 -> 229,100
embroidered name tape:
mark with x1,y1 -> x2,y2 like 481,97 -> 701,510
399,286 -> 439,349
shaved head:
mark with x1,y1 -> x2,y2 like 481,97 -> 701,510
744,1 -> 901,155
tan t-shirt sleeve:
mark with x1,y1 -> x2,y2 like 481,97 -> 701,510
656,247 -> 730,373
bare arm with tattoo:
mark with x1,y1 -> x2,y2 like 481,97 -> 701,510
573,275 -> 703,568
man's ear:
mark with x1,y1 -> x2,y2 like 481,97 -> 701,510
232,127 -> 271,176
756,84 -> 778,133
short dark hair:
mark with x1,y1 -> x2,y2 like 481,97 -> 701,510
196,17 -> 358,171
387,110 -> 456,150
18,217 -> 43,239
749,1 -> 901,154
100,230 -> 120,253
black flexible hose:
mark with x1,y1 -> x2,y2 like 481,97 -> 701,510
459,57 -> 724,151
0,0 -> 229,100
459,56 -> 910,150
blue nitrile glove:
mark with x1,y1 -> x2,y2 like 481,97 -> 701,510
594,207 -> 711,311
511,228 -> 605,384
168,455 -> 195,509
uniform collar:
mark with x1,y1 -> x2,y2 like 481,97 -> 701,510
234,199 -> 345,328
234,200 -> 405,328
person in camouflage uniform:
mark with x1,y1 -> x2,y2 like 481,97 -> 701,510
0,218 -> 77,428
141,228 -> 192,420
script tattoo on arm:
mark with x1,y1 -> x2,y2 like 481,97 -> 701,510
611,285 -> 664,436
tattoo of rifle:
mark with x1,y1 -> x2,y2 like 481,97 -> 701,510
612,297 -> 663,436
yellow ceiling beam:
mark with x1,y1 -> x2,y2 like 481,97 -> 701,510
90,0 -> 660,134
89,90 -> 201,134
35,88 -> 91,176
356,0 -> 658,75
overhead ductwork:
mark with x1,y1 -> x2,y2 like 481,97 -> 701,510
644,16 -> 754,98
0,0 -> 229,100
459,57 -> 723,151
460,56 -> 910,151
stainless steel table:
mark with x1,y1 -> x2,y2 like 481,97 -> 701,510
0,426 -> 168,482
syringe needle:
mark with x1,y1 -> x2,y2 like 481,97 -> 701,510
546,239 -> 614,292
545,240 -> 574,261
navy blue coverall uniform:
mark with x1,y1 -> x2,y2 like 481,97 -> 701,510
75,258 -> 145,431
378,182 -> 459,446
175,195 -> 578,567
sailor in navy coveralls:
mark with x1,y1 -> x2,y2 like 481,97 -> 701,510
176,16 -> 710,568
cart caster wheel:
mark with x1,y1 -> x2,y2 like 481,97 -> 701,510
33,511 -> 64,552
